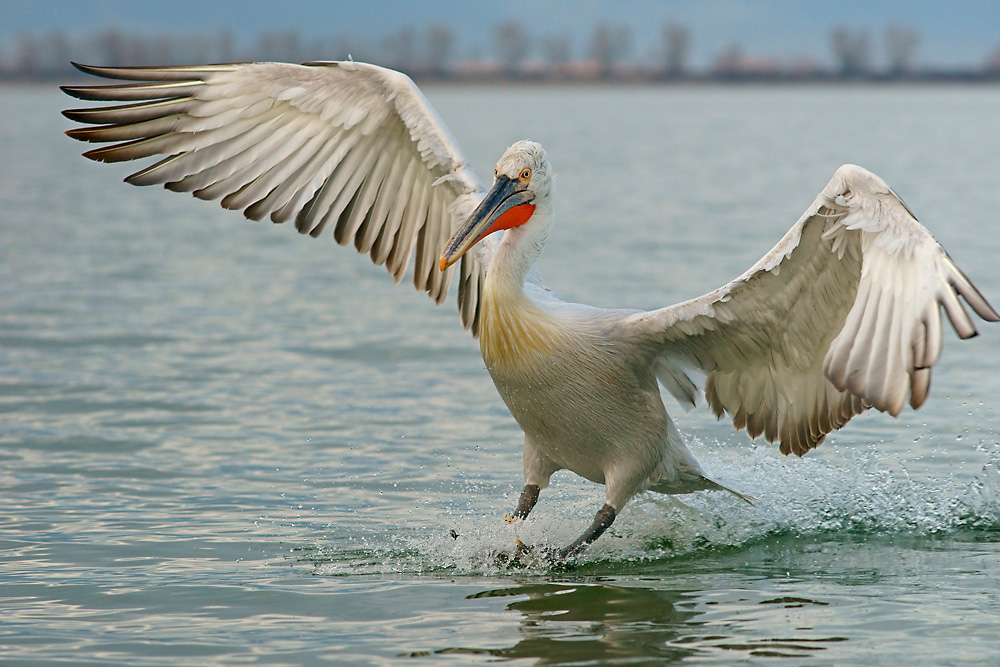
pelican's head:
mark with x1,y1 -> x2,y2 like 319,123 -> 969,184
440,140 -> 552,271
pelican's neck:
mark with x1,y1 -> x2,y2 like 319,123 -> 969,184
485,206 -> 551,296
480,211 -> 560,370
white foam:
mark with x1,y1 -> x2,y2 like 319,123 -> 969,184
315,440 -> 1000,576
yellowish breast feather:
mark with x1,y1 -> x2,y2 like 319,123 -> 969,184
479,296 -> 563,370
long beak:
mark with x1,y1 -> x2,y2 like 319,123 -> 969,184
439,175 -> 535,271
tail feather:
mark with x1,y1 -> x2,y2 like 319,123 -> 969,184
701,475 -> 756,505
650,475 -> 756,506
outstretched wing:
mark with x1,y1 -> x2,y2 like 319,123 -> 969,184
629,164 -> 998,456
62,61 -> 488,335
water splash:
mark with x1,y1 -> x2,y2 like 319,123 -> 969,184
313,440 -> 1000,576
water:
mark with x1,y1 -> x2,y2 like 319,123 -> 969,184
2,82 -> 1000,664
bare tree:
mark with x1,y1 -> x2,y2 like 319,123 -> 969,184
175,34 -> 215,65
383,27 -> 416,71
6,31 -> 76,76
541,34 -> 572,66
94,28 -> 128,65
14,33 -> 41,73
494,21 -> 529,74
424,24 -> 454,76
588,21 -> 631,76
143,34 -> 176,64
884,24 -> 920,77
986,44 -> 1000,75
217,30 -> 236,63
44,31 -> 72,73
661,22 -> 690,78
327,33 -> 357,61
830,27 -> 871,77
711,42 -> 744,77
254,30 -> 303,63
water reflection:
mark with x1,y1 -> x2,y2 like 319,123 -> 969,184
453,581 -> 698,663
422,571 -> 854,663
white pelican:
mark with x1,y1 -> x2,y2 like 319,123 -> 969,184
62,61 -> 998,559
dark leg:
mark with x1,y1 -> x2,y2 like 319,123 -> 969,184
457,484 -> 542,541
556,503 -> 616,560
509,484 -> 540,521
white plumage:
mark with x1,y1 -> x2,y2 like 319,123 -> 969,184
63,61 -> 998,559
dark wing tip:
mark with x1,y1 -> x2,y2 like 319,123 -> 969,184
60,84 -> 97,101
67,62 -> 143,81
66,62 -> 179,81
70,62 -> 99,76
64,127 -> 92,141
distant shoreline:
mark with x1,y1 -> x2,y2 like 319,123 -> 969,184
12,68 -> 1000,86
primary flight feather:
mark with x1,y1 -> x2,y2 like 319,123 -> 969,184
62,61 -> 998,559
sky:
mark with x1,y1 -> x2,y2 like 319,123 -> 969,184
5,0 -> 1000,69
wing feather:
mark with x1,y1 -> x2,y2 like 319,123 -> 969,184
373,157 -> 420,266
219,128 -> 331,211
336,135 -> 397,245
62,97 -> 197,125
62,60 -> 488,334
314,133 -> 386,240
193,117 -> 301,201
415,192 -> 448,302
359,151 -> 407,255
629,164 -> 997,455
389,176 -> 431,282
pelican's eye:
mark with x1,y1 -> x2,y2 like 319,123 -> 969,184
519,168 -> 532,182
494,168 -> 498,179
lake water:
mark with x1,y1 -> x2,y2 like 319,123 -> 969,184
3,81 -> 1000,664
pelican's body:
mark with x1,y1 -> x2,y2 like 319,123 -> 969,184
476,196 -> 723,511
484,294 -> 698,500
485,301 -> 721,504
62,61 -> 998,558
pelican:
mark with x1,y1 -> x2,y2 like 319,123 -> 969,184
62,61 -> 998,559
